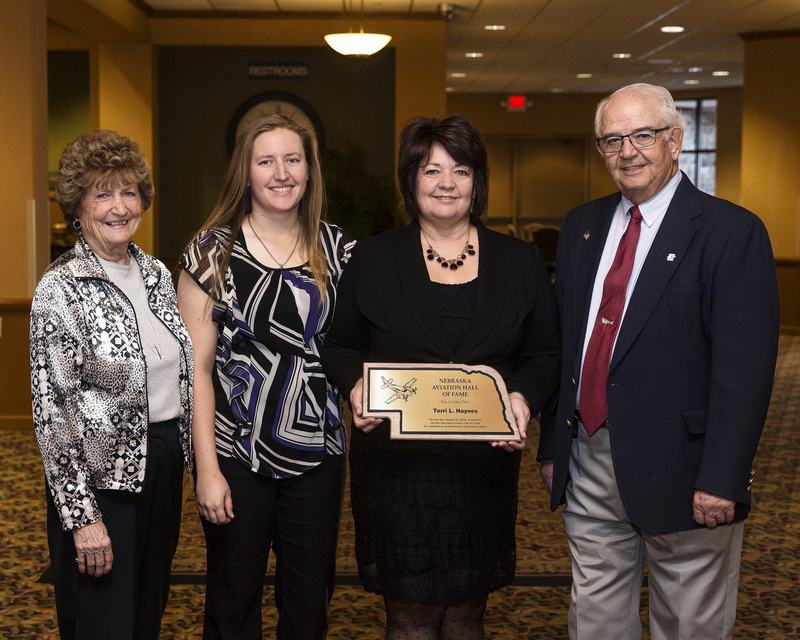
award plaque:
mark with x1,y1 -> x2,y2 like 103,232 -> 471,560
362,363 -> 520,441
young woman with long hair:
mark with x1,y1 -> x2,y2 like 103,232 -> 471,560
178,115 -> 355,639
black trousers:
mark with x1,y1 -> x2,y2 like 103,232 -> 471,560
46,420 -> 184,640
201,453 -> 346,640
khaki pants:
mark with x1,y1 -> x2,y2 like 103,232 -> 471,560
562,421 -> 743,640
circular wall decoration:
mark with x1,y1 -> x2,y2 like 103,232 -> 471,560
226,91 -> 326,156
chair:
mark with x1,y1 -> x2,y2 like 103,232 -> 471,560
522,222 -> 561,282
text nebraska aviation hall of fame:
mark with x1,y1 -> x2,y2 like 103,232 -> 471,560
362,363 -> 520,441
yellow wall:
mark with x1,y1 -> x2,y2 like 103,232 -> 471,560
0,0 -> 50,299
0,1 -> 50,429
742,34 -> 800,260
741,32 -> 800,333
97,44 -> 155,254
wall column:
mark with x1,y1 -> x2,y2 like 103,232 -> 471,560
0,0 -> 49,297
97,44 -> 155,254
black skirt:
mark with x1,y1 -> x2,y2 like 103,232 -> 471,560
349,442 -> 521,604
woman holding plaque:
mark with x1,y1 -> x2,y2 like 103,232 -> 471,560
322,114 -> 560,639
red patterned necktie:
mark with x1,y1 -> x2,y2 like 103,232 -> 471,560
579,206 -> 643,436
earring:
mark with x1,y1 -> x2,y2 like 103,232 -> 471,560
470,195 -> 476,213
72,219 -> 81,230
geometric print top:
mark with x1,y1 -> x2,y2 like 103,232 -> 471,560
180,222 -> 355,479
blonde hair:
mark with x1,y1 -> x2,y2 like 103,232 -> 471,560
55,129 -> 153,225
193,115 -> 328,302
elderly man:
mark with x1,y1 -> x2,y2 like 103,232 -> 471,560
538,83 -> 779,640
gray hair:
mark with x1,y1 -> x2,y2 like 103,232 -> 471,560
594,83 -> 685,139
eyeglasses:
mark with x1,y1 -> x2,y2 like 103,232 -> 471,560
596,127 -> 670,154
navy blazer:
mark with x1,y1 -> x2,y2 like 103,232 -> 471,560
539,173 -> 780,532
322,220 -> 561,456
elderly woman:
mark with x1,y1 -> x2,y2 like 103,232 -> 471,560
30,130 -> 193,640
177,115 -> 354,639
321,114 -> 561,639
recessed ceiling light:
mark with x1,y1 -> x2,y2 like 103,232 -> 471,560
612,53 -> 632,59
576,73 -> 593,79
550,88 -> 564,93
484,25 -> 506,31
712,70 -> 730,77
683,79 -> 700,85
450,72 -> 466,78
688,67 -> 703,73
465,52 -> 484,58
661,25 -> 685,33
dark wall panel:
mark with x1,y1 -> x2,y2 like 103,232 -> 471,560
157,45 -> 395,266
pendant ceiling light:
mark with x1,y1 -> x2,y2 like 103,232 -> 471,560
324,0 -> 392,57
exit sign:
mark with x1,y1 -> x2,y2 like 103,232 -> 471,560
507,95 -> 528,111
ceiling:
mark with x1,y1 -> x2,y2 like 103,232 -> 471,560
135,0 -> 800,94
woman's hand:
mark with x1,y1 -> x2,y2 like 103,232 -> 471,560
196,470 -> 234,525
350,378 -> 383,433
73,518 -> 113,577
492,391 -> 530,452
178,271 -> 234,526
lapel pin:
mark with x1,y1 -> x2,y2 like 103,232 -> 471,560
667,253 -> 676,261
583,232 -> 590,240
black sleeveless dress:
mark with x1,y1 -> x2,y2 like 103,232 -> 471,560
348,278 -> 521,604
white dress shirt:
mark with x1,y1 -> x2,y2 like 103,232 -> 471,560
577,171 -> 683,408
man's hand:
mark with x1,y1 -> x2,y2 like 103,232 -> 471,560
539,459 -> 554,494
693,489 -> 735,528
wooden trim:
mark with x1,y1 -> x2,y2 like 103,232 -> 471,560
740,29 -> 800,41
0,417 -> 34,431
145,10 -> 441,21
0,299 -> 31,312
775,258 -> 800,268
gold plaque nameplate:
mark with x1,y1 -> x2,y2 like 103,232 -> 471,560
362,363 -> 519,441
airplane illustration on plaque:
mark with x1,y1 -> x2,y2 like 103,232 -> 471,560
380,376 -> 418,403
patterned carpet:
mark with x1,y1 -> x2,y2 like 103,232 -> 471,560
2,337 -> 799,638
